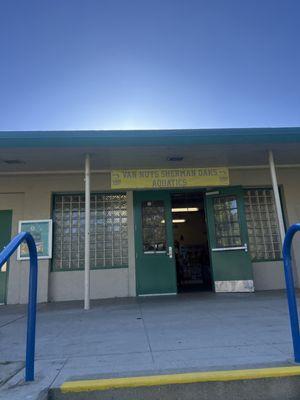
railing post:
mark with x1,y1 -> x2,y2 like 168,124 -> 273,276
0,232 -> 38,381
25,234 -> 38,381
282,224 -> 300,363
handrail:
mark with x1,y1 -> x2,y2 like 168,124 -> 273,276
0,232 -> 38,381
282,224 -> 300,363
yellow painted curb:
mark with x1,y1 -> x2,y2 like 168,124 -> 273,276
61,366 -> 300,393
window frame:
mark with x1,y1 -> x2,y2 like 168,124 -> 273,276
212,195 -> 243,248
51,191 -> 129,272
141,200 -> 167,254
243,186 -> 285,263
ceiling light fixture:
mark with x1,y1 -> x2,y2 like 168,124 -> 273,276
167,156 -> 184,162
161,219 -> 186,224
172,207 -> 199,213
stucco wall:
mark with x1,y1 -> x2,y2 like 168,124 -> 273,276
0,173 -> 135,304
0,167 -> 299,304
230,167 -> 299,290
252,261 -> 284,291
49,268 -> 129,301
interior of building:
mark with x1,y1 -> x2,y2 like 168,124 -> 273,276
171,191 -> 212,292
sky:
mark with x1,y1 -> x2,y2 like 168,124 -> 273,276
0,0 -> 299,131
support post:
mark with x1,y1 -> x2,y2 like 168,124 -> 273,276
84,154 -> 91,310
268,150 -> 285,244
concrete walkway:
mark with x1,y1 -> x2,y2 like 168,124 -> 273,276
0,291 -> 296,399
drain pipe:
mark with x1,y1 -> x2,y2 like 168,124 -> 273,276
84,154 -> 91,310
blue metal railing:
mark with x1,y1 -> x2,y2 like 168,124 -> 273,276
0,232 -> 38,381
283,224 -> 300,363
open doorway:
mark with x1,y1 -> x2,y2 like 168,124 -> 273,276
171,192 -> 212,292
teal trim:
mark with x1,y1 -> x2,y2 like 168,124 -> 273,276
0,127 -> 300,148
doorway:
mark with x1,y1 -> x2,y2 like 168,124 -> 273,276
134,187 -> 253,296
171,192 -> 212,292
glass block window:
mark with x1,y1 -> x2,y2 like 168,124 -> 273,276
244,189 -> 281,261
213,195 -> 242,247
52,193 -> 128,270
142,200 -> 166,253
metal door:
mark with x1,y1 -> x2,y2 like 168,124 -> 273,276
134,191 -> 177,295
206,187 -> 254,292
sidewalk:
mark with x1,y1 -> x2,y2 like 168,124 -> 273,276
0,291 -> 295,399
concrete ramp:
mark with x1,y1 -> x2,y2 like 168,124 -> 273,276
48,366 -> 300,400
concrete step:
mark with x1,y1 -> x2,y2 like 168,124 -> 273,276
48,366 -> 300,400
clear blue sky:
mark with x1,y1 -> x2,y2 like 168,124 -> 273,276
0,0 -> 299,130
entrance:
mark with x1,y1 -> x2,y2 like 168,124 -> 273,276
0,210 -> 12,304
134,187 -> 253,295
171,192 -> 212,292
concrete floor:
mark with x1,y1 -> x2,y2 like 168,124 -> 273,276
0,291 -> 297,399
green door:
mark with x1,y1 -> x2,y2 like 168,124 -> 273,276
205,187 -> 254,292
134,191 -> 177,295
0,210 -> 12,303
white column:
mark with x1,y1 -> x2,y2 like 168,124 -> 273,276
268,150 -> 285,244
84,154 -> 91,310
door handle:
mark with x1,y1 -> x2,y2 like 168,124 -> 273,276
167,246 -> 173,258
212,243 -> 248,252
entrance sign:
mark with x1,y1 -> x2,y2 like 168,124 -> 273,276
111,167 -> 229,189
18,220 -> 53,260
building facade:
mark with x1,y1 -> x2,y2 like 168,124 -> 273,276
0,128 -> 299,304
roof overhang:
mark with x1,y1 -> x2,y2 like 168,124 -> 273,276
0,127 -> 300,148
0,128 -> 300,172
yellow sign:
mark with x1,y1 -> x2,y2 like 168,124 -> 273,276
111,167 -> 229,189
